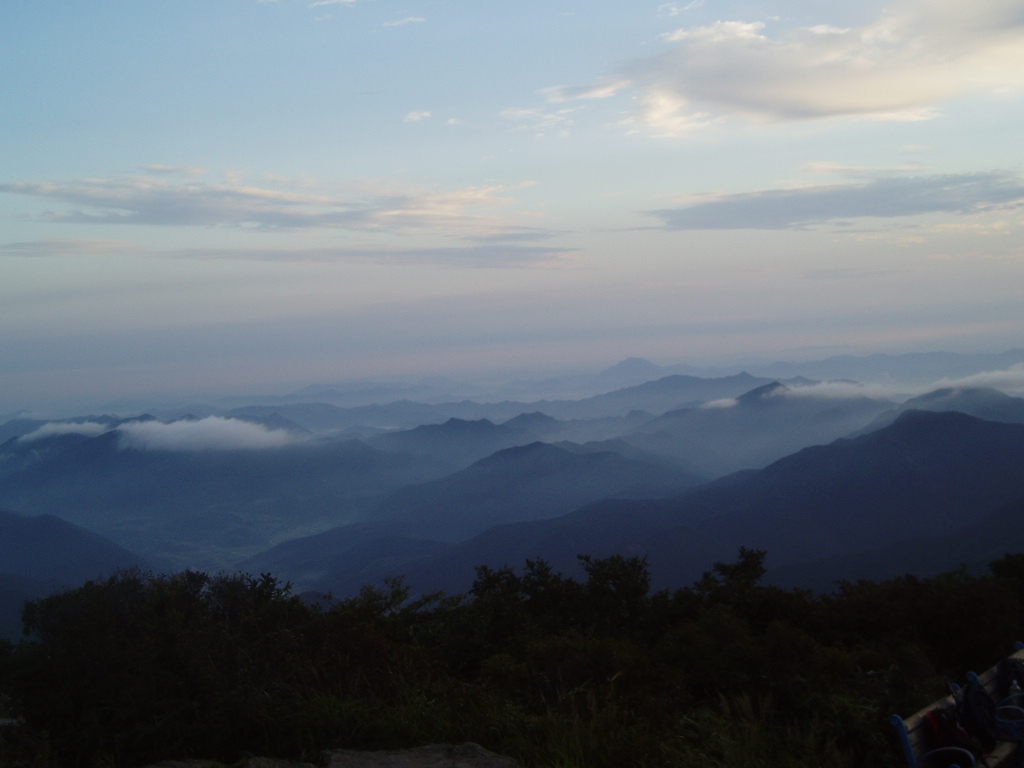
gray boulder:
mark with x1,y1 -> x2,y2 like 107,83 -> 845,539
321,743 -> 521,768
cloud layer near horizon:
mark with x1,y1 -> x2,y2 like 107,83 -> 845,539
0,175 -> 520,234
117,417 -> 298,451
18,422 -> 111,442
17,417 -> 302,450
649,172 -> 1024,229
939,363 -> 1024,394
698,365 -> 1024,409
0,238 -> 575,267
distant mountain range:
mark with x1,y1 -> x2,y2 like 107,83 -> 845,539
621,381 -> 893,476
263,410 -> 1024,598
594,349 -> 1024,392
742,349 -> 1024,389
855,386 -> 1024,435
365,418 -> 538,470
57,348 -> 1024,437
369,441 -> 702,541
239,441 -> 701,585
218,372 -> 790,432
588,350 -> 1024,391
143,348 -> 1022,413
5,368 -> 1024,607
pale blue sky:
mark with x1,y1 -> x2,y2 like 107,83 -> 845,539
2,0 -> 1023,412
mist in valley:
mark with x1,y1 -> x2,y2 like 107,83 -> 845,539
4,349 -> 1024,632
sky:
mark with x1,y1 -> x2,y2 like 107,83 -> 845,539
2,0 -> 1024,413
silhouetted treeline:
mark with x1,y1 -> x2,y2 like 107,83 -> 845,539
4,550 -> 1024,768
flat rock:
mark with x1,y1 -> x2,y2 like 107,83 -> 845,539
142,760 -> 315,768
321,743 -> 521,768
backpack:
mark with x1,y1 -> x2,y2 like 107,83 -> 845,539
957,682 -> 999,755
925,704 -> 976,754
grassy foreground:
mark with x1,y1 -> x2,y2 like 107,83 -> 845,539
3,548 -> 1024,768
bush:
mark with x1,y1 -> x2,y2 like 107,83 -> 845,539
3,552 -> 1024,767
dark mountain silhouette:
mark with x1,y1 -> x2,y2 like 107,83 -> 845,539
623,381 -> 892,476
366,418 -> 537,470
0,507 -> 146,584
0,415 -> 150,478
0,507 -> 146,585
0,432 -> 450,571
0,507 -> 149,640
767,494 -> 1024,591
369,441 -> 702,541
598,357 -> 666,380
500,411 -> 562,438
855,386 -> 1024,435
0,431 -> 98,478
553,438 -> 675,467
301,410 -> 1024,597
735,381 -> 788,404
500,410 -> 657,445
666,410 -> 1024,566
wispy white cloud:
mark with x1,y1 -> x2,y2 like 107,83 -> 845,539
0,175 -> 526,234
716,381 -> 892,404
700,397 -> 738,409
620,91 -> 717,136
799,161 -> 930,177
705,370 -> 1024,409
649,171 -> 1024,230
167,243 -> 576,267
403,111 -> 432,122
658,2 -> 702,17
935,363 -> 1024,394
0,239 -> 575,267
466,227 -> 566,243
541,76 -> 630,104
384,17 -> 424,27
500,107 -> 577,136
18,421 -> 110,442
117,416 -> 298,451
309,0 -> 356,7
552,0 -> 1024,134
0,239 -> 137,257
781,381 -> 895,400
702,381 -> 894,407
138,164 -> 207,178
